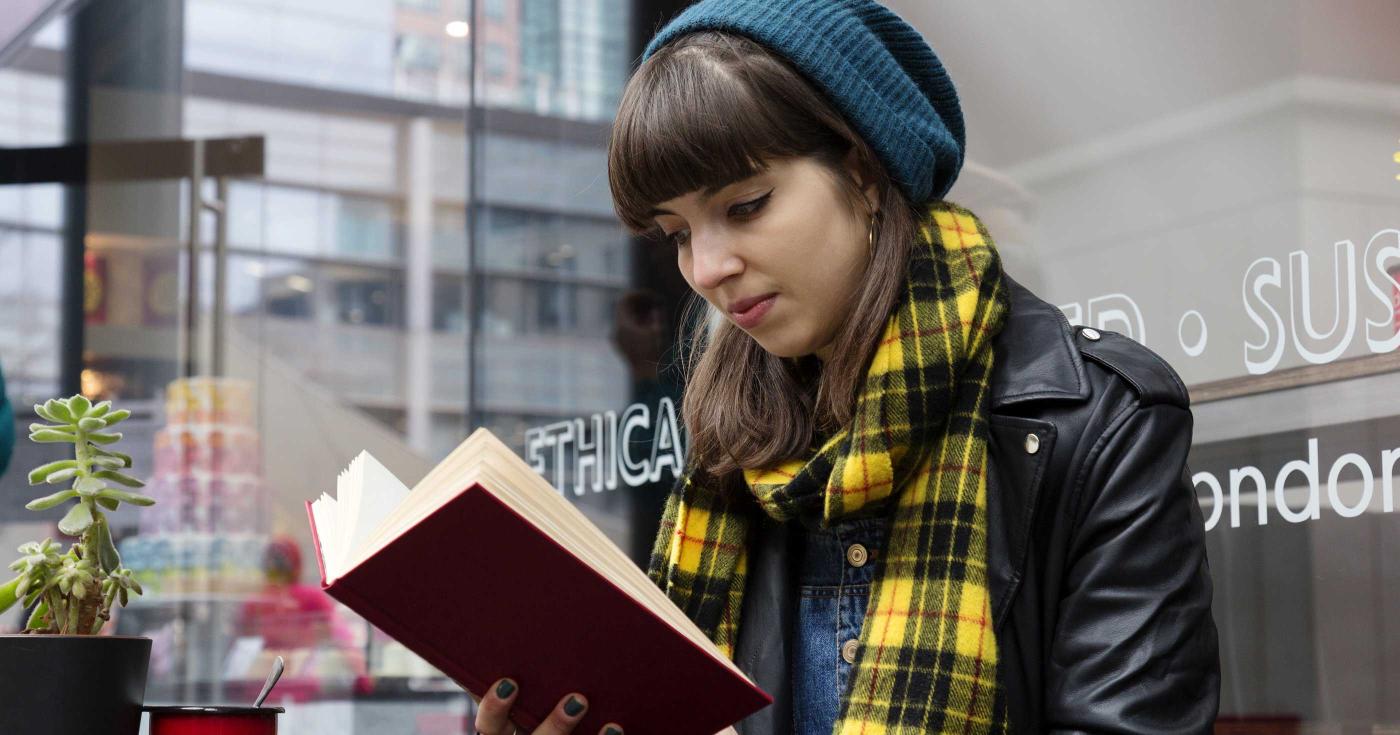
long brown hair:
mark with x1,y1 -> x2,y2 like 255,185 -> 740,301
607,30 -> 920,478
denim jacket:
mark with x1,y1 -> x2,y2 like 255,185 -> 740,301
790,514 -> 890,733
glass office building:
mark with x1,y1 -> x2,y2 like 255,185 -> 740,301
0,1 -> 1397,731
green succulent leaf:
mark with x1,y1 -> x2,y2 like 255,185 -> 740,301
25,489 -> 78,511
43,468 -> 79,485
29,422 -> 62,434
93,470 -> 144,488
30,429 -> 78,444
94,518 -> 121,573
75,476 -> 106,497
101,409 -> 132,427
27,459 -> 78,485
87,400 -> 112,418
77,417 -> 106,432
90,455 -> 125,469
85,431 -> 122,445
0,577 -> 19,615
21,571 -> 54,609
57,500 -> 95,535
43,399 -> 74,423
33,403 -> 59,422
25,599 -> 49,631
68,395 -> 91,417
91,448 -> 133,468
96,496 -> 119,511
96,488 -> 156,507
65,595 -> 79,633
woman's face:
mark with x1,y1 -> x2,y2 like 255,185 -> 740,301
650,152 -> 877,362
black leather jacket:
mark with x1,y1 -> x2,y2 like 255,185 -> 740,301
731,273 -> 1221,734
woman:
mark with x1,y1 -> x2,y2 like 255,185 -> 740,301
474,1 -> 1220,734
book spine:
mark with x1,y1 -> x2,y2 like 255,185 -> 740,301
303,500 -> 328,587
324,577 -> 547,732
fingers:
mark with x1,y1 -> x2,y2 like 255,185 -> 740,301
530,692 -> 590,735
473,677 -> 519,735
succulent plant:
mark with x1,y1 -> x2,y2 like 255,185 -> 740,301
0,395 -> 154,634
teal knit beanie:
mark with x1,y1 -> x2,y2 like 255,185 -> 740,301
641,0 -> 965,204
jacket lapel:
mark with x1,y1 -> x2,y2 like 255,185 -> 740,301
985,274 -> 1090,629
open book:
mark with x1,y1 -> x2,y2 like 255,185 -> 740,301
306,427 -> 770,735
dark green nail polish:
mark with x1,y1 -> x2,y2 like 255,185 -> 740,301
604,727 -> 623,735
564,696 -> 585,717
496,679 -> 515,698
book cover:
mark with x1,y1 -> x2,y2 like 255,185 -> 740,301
305,480 -> 771,734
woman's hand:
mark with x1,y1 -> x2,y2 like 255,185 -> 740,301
474,677 -> 623,735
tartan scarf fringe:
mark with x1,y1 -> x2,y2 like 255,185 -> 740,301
647,201 -> 1012,733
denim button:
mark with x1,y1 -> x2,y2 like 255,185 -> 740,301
841,638 -> 859,664
846,543 -> 868,567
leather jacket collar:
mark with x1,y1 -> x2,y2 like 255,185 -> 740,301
989,273 -> 1091,410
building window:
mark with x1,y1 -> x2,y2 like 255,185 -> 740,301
396,33 -> 442,72
334,272 -> 403,327
485,42 -> 510,80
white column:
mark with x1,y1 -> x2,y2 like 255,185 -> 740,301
404,117 -> 434,455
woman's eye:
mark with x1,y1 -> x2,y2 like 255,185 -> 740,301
666,229 -> 690,248
730,191 -> 772,217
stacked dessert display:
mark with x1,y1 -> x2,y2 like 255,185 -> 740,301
120,377 -> 269,597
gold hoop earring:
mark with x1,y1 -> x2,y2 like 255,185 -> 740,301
867,213 -> 879,258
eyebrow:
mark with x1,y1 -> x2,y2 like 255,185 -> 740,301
647,182 -> 733,218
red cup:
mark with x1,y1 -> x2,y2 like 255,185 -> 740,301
143,705 -> 284,734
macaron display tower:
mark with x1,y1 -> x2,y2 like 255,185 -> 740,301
121,377 -> 269,598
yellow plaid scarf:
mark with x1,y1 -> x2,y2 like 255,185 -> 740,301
647,201 -> 1012,733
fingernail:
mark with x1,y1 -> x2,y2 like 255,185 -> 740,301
563,696 -> 585,717
604,727 -> 623,735
496,679 -> 516,698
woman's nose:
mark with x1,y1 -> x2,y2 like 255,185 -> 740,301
690,232 -> 743,290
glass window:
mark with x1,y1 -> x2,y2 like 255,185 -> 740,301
484,41 -> 510,80
331,268 -> 403,327
332,195 -> 400,262
0,0 -> 670,729
882,1 -> 1400,729
395,33 -> 442,72
432,273 -> 467,332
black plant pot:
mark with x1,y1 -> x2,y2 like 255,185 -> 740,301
0,634 -> 151,735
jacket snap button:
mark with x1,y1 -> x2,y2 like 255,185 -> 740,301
1080,327 -> 1101,341
846,543 -> 868,568
841,639 -> 859,664
1024,433 -> 1040,454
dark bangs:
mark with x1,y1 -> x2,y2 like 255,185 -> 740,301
608,31 -> 853,236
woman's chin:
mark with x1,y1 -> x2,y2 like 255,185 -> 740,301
751,336 -> 814,360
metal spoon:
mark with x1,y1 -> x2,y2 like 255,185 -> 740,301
253,655 -> 285,708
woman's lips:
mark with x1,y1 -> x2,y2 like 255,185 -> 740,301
730,294 -> 777,329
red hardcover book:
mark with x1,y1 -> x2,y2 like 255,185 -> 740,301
306,428 -> 769,735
